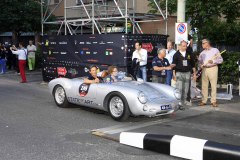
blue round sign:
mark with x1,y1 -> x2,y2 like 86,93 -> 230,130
177,23 -> 186,34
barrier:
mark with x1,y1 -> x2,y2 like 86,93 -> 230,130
120,132 -> 240,160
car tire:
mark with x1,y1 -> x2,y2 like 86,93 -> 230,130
107,92 -> 130,121
53,85 -> 69,108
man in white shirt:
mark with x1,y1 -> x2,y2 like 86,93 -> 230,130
10,42 -> 28,83
165,41 -> 176,85
132,42 -> 148,82
27,40 -> 37,71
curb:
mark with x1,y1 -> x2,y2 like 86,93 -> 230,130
120,132 -> 240,160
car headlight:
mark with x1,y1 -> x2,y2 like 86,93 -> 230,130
174,88 -> 181,100
138,92 -> 148,104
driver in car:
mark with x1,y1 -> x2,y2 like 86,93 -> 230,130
84,66 -> 103,84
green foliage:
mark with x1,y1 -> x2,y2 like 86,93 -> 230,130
218,52 -> 240,85
148,0 -> 177,15
0,0 -> 55,33
147,0 -> 240,45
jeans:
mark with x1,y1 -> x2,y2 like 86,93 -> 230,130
0,59 -> 7,73
166,70 -> 173,86
137,66 -> 147,82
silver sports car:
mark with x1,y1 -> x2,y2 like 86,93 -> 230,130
48,73 -> 181,121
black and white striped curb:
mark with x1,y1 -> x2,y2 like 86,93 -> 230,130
120,132 -> 240,160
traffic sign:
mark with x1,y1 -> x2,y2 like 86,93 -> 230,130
177,23 -> 186,34
175,23 -> 188,44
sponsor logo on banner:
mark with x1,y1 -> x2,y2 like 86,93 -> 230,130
86,42 -> 91,44
68,68 -> 78,77
80,51 -> 84,55
105,51 -> 109,55
80,42 -> 85,44
57,67 -> 67,76
87,59 -> 98,62
59,41 -> 67,45
74,40 -> 78,45
53,52 -> 59,54
45,40 -> 49,46
60,52 -> 67,55
50,42 -> 56,45
84,67 -> 89,72
99,41 -> 105,45
93,42 -> 98,44
107,42 -> 114,44
93,52 -> 98,54
142,43 -> 154,53
86,51 -> 91,54
79,83 -> 90,97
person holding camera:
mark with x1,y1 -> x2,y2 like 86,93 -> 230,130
10,42 -> 28,83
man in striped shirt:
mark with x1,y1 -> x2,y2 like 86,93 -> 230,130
198,39 -> 223,107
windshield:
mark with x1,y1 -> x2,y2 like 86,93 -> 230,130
99,71 -> 134,83
116,71 -> 133,82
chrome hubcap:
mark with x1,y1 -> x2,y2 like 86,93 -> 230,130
55,87 -> 65,104
109,96 -> 124,118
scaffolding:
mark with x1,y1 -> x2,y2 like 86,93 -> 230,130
41,0 -> 168,35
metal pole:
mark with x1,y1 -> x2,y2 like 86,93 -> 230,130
153,0 -> 166,20
41,0 -> 43,36
165,0 -> 168,35
64,0 -> 67,35
125,0 -> 128,34
92,0 -> 94,34
133,0 -> 135,34
177,0 -> 186,22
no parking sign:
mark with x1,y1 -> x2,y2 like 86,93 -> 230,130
175,23 -> 188,44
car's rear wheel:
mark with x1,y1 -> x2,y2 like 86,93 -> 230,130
108,92 -> 130,121
53,85 -> 69,108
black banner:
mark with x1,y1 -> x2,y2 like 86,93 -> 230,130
41,34 -> 167,81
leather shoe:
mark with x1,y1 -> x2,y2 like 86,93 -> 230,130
199,102 -> 206,106
211,102 -> 218,107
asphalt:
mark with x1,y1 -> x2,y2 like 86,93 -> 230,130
0,70 -> 240,159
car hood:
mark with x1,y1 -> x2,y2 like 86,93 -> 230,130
114,81 -> 170,101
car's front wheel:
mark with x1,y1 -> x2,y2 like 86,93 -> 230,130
108,92 -> 130,121
53,85 -> 69,108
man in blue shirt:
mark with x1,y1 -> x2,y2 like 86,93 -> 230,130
152,49 -> 171,83
165,41 -> 176,85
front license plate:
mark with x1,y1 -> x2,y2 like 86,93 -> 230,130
161,104 -> 172,110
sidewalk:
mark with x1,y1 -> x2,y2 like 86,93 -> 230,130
0,69 -> 44,84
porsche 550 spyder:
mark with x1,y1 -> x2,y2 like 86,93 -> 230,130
48,72 -> 181,121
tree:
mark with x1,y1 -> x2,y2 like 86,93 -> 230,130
0,0 -> 55,45
147,0 -> 240,44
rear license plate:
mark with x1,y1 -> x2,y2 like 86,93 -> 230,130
161,104 -> 172,110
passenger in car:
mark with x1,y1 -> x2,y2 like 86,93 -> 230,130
84,65 -> 103,84
104,66 -> 122,83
